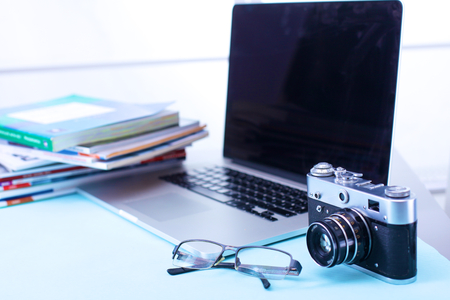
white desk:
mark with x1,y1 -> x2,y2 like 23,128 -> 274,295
1,148 -> 450,300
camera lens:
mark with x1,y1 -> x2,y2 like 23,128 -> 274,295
306,208 -> 371,267
319,234 -> 332,253
306,222 -> 340,266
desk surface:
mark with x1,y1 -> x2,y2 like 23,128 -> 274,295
1,193 -> 450,299
1,149 -> 450,300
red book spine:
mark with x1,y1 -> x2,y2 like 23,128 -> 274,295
2,182 -> 32,191
140,149 -> 186,164
0,166 -> 87,183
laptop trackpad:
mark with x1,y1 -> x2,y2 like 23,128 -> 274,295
125,193 -> 211,222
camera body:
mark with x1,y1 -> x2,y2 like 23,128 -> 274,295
306,162 -> 417,284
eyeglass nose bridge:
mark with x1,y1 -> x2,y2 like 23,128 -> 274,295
210,245 -> 240,267
217,245 -> 240,264
223,245 -> 240,252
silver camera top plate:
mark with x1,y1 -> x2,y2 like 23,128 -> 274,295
307,164 -> 416,225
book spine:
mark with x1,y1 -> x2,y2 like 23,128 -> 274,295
1,168 -> 96,188
140,149 -> 186,164
66,120 -> 199,155
98,130 -> 207,170
52,111 -> 179,152
0,151 -> 185,192
81,125 -> 205,160
0,165 -> 87,183
0,143 -> 96,166
0,159 -> 182,200
1,182 -> 33,191
0,127 -> 53,151
0,188 -> 76,208
66,145 -> 92,154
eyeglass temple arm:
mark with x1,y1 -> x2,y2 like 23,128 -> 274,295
287,260 -> 303,276
167,262 -> 235,276
167,262 -> 271,289
167,267 -> 198,275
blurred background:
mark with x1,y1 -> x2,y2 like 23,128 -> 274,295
0,0 -> 449,214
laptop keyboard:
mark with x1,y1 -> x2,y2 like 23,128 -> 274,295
159,166 -> 308,222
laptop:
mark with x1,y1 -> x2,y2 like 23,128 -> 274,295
78,1 -> 403,247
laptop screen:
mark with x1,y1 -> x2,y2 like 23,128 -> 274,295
223,1 -> 402,185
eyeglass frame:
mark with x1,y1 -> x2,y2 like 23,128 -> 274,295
169,239 -> 302,289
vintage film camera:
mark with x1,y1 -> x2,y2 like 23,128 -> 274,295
306,162 -> 417,284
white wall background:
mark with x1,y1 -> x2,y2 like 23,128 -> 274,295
1,0 -> 449,208
0,0 -> 234,69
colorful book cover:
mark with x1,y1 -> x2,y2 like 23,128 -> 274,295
78,124 -> 205,160
0,163 -> 82,182
0,130 -> 208,170
0,156 -> 185,201
1,167 -> 96,188
67,118 -> 200,154
0,149 -> 186,190
0,95 -> 176,152
0,188 -> 77,208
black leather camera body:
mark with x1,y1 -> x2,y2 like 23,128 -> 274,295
306,162 -> 417,284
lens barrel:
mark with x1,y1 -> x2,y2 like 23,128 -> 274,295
306,208 -> 371,267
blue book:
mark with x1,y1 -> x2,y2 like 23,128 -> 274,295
0,95 -> 178,152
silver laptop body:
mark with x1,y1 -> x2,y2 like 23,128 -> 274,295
78,1 -> 403,247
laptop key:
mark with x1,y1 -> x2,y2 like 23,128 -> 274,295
261,211 -> 278,222
208,186 -> 222,191
188,185 -> 233,203
293,205 -> 308,213
266,205 -> 297,217
226,200 -> 242,208
255,200 -> 269,209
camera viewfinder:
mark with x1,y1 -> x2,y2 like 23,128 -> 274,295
368,200 -> 380,212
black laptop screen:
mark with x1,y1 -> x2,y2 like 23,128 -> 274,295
223,1 -> 402,185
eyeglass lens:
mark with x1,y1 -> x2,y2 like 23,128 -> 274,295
173,241 -> 292,280
173,241 -> 223,269
236,247 -> 291,280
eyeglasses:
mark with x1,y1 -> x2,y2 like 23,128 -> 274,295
167,239 -> 302,289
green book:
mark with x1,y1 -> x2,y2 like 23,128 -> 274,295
0,95 -> 178,152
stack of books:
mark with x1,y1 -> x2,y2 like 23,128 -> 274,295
0,95 -> 208,208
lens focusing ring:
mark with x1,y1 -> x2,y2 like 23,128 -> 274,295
329,209 -> 371,264
327,217 -> 351,264
347,208 -> 372,261
306,209 -> 371,267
